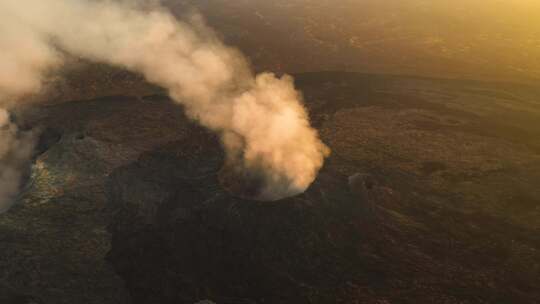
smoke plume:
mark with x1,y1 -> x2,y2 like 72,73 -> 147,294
0,0 -> 329,202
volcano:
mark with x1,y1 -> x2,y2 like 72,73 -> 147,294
1,72 -> 540,304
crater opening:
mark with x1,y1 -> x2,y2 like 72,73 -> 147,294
218,158 -> 302,202
75,133 -> 86,140
218,162 -> 270,202
35,127 -> 62,156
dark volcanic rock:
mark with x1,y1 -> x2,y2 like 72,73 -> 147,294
0,286 -> 40,304
0,95 -> 193,304
106,134 -> 374,304
34,127 -> 62,157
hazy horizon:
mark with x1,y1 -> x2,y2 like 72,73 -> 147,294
164,0 -> 540,84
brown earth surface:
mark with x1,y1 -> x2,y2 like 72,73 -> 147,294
1,72 -> 539,303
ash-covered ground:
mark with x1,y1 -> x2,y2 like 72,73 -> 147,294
1,72 -> 540,303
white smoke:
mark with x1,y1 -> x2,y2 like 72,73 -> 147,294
0,0 -> 329,202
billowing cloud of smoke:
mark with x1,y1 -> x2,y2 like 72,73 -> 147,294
0,0 -> 329,202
